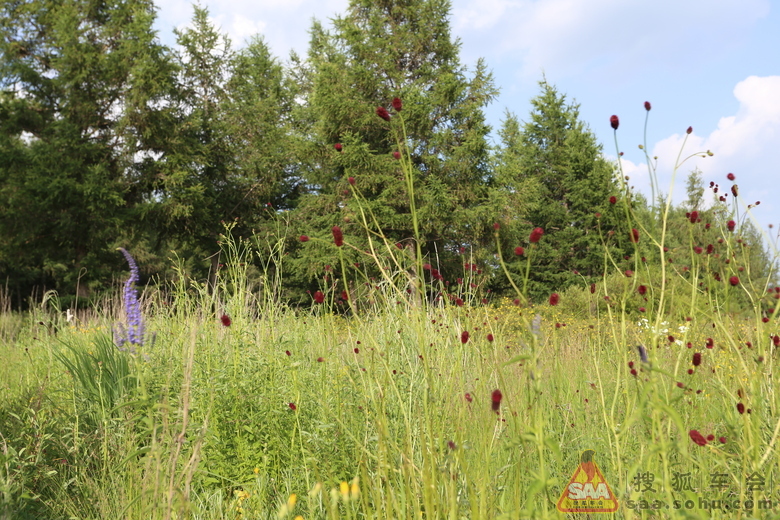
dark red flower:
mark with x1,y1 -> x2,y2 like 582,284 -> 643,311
376,106 -> 391,121
455,298 -> 464,307
392,151 -> 401,160
465,393 -> 473,403
694,246 -> 703,254
493,222 -> 500,230
692,352 -> 701,366
220,314 -> 231,327
487,333 -> 494,342
286,350 -> 291,356
706,434 -> 715,441
706,338 -> 714,349
737,402 -> 745,414
514,246 -> 525,256
609,196 -> 617,204
727,173 -> 735,181
719,436 -> 727,444
491,389 -> 502,412
461,331 -> 470,344
289,403 -> 297,411
341,290 -> 349,301
299,235 -> 309,242
638,285 -> 647,296
689,429 -> 708,446
392,97 -> 402,112
689,210 -> 699,223
630,228 -> 639,243
686,126 -> 693,135
447,440 -> 456,450
334,143 -> 343,152
625,270 -> 633,277
610,115 -> 619,130
644,101 -> 652,111
729,276 -> 739,286
317,357 -> 324,362
332,226 -> 344,247
549,293 -> 560,306
638,307 -> 646,313
529,227 -> 544,243
590,283 -> 596,294
314,291 -> 325,304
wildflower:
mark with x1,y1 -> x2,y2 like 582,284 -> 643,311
590,283 -> 596,294
549,293 -> 559,306
737,402 -> 745,414
689,210 -> 698,223
686,126 -> 693,134
455,298 -> 464,306
638,285 -> 647,295
644,101 -> 651,111
299,235 -> 309,242
332,226 -> 344,247
491,389 -> 502,412
706,338 -> 714,348
729,276 -> 739,286
719,437 -> 726,444
625,270 -> 633,277
289,403 -> 297,411
220,314 -> 232,327
465,392 -> 473,403
694,246 -> 703,254
692,353 -> 701,366
116,248 -> 145,352
461,331 -> 469,344
392,97 -> 402,111
376,106 -> 391,121
393,151 -> 400,160
339,481 -> 350,501
514,246 -> 524,256
334,143 -> 343,152
609,196 -> 617,204
317,357 -> 324,362
529,227 -> 544,243
610,115 -> 619,130
285,350 -> 291,356
638,307 -> 646,313
487,333 -> 494,342
314,291 -> 325,304
447,440 -> 456,450
630,228 -> 639,243
689,429 -> 708,446
636,344 -> 649,363
630,368 -> 638,376
727,173 -> 735,181
348,177 -> 355,186
493,222 -> 500,230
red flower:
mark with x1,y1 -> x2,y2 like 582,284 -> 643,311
487,333 -> 494,342
731,184 -> 738,197
461,331 -> 470,344
447,440 -> 456,450
610,115 -> 619,130
391,97 -> 402,111
493,222 -> 500,230
644,101 -> 651,111
376,106 -> 391,121
625,270 -> 633,277
314,290 -> 325,304
348,177 -> 356,186
289,403 -> 297,411
455,298 -> 464,307
727,173 -> 735,181
299,235 -> 309,242
392,151 -> 400,160
694,246 -> 703,254
692,352 -> 701,366
630,228 -> 639,243
590,283 -> 596,294
689,429 -> 708,446
549,293 -> 560,306
729,276 -> 739,286
220,314 -> 231,327
727,220 -> 736,232
491,389 -> 502,412
465,393 -> 473,403
737,402 -> 745,414
719,436 -> 727,444
332,226 -> 344,247
689,210 -> 698,223
514,246 -> 525,256
638,307 -> 646,313
609,196 -> 617,204
638,285 -> 647,296
341,290 -> 349,301
317,356 -> 324,362
686,126 -> 693,135
529,227 -> 544,243
334,143 -> 343,152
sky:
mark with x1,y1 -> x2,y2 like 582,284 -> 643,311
151,0 -> 780,251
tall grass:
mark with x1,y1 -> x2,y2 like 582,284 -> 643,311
1,105 -> 779,520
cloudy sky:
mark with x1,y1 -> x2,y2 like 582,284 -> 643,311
152,0 -> 780,250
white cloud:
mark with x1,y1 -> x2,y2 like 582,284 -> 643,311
627,76 -> 780,227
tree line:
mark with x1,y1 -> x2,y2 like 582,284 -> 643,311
0,0 -> 771,308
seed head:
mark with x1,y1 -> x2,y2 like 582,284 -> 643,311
610,115 -> 619,130
731,184 -> 738,197
529,227 -> 544,243
332,226 -> 344,247
376,106 -> 391,121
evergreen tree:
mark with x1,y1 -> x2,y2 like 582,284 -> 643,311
289,0 -> 499,289
514,81 -> 623,300
0,0 -> 175,300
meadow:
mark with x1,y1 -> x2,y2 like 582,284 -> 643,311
2,111 -> 780,520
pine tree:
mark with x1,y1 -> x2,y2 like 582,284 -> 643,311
515,81 -> 623,299
0,0 -> 175,300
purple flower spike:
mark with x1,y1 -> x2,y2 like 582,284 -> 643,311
117,248 -> 145,352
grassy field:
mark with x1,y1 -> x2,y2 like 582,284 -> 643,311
1,234 -> 779,520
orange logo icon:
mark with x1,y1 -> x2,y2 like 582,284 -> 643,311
557,450 -> 619,513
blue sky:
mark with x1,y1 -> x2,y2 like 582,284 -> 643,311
152,0 -> 780,250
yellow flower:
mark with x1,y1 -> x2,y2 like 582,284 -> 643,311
287,493 -> 297,510
339,481 -> 350,501
350,477 -> 360,500
253,466 -> 260,475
